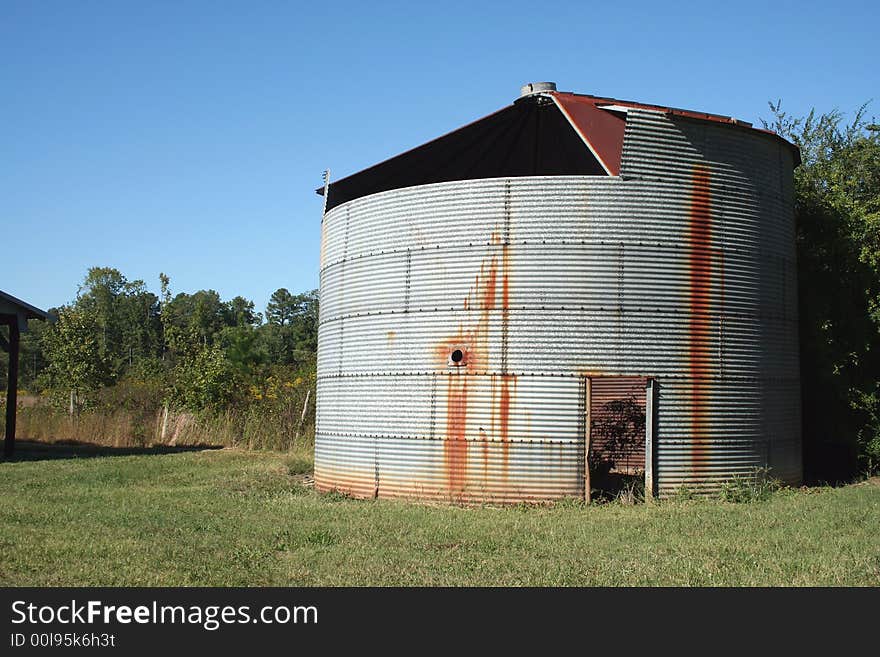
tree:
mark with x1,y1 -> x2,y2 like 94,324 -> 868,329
265,288 -> 296,326
170,343 -> 237,411
223,296 -> 260,328
40,305 -> 113,410
764,102 -> 880,479
262,289 -> 318,366
163,290 -> 225,353
75,267 -> 162,378
218,324 -> 264,375
286,289 -> 319,361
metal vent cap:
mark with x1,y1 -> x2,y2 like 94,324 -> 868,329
519,81 -> 557,98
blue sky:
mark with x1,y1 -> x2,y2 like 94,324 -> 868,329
2,1 -> 877,315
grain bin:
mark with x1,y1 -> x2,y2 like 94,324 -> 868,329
315,83 -> 801,502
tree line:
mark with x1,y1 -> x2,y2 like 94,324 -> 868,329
2,269 -> 318,415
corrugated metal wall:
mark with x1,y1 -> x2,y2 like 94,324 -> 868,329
315,108 -> 801,501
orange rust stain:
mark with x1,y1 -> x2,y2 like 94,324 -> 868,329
436,238 -> 514,494
498,374 -> 515,475
499,237 -> 512,478
482,264 -> 498,311
445,375 -> 469,496
501,245 -> 510,310
386,330 -> 397,344
689,165 -> 712,475
480,428 -> 490,479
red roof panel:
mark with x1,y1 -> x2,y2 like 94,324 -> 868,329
550,93 -> 627,175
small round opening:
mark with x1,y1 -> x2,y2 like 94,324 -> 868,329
450,349 -> 464,364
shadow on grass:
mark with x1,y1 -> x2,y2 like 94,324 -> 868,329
0,439 -> 222,463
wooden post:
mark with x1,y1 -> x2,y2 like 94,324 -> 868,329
4,321 -> 20,457
584,377 -> 592,503
295,388 -> 311,439
160,403 -> 169,443
644,378 -> 655,502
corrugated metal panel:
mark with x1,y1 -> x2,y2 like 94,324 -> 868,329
316,109 -> 800,502
620,109 -> 801,495
589,377 -> 647,474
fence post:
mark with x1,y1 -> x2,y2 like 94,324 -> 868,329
295,389 -> 311,440
584,377 -> 592,503
160,403 -> 169,443
645,378 -> 656,501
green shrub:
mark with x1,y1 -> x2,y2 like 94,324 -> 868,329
860,434 -> 880,477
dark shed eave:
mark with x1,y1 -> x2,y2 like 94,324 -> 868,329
0,290 -> 53,323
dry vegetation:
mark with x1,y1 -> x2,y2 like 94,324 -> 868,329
4,399 -> 314,452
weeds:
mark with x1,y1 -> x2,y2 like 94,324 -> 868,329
305,529 -> 338,547
614,478 -> 645,505
285,455 -> 313,476
323,490 -> 354,502
719,467 -> 783,503
548,496 -> 585,510
671,485 -> 697,502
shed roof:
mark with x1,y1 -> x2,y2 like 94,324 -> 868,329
318,89 -> 800,213
0,290 -> 53,324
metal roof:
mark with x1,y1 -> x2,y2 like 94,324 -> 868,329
550,90 -> 801,169
0,290 -> 53,322
317,88 -> 800,210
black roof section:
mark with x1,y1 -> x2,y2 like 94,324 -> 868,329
317,94 -> 607,213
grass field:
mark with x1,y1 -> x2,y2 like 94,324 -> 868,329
1,442 -> 878,586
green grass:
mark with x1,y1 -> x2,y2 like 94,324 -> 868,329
1,444 -> 878,586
